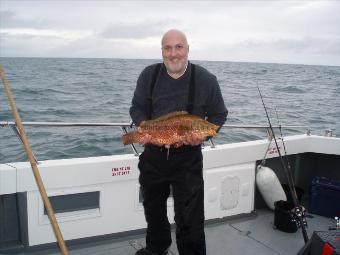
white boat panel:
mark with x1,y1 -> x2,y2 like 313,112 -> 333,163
1,134 -> 340,247
308,135 -> 340,154
0,163 -> 17,194
204,163 -> 255,220
27,161 -> 255,246
202,135 -> 310,170
2,135 -> 340,196
16,155 -> 139,193
27,181 -> 147,246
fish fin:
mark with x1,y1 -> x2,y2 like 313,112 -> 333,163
122,132 -> 138,145
139,111 -> 188,128
211,123 -> 220,131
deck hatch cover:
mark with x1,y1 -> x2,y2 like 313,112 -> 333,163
220,176 -> 240,210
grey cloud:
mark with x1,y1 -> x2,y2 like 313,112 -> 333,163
0,31 -> 60,40
99,20 -> 178,40
0,10 -> 50,29
239,37 -> 340,56
273,37 -> 340,56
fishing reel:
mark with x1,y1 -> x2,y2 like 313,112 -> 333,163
292,206 -> 308,229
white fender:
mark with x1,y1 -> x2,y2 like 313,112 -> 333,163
256,165 -> 287,210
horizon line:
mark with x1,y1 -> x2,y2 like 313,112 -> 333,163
1,56 -> 339,68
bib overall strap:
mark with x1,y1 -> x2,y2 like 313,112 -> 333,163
148,63 -> 162,119
187,64 -> 196,114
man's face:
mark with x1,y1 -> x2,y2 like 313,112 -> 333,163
162,32 -> 189,76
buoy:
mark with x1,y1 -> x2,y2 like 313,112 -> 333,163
256,165 -> 287,210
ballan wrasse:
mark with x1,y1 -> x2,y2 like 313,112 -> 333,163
122,111 -> 219,146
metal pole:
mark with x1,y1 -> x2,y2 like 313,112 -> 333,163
10,125 -> 39,164
0,66 -> 69,255
0,121 -> 307,129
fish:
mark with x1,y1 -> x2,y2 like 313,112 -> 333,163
122,111 -> 219,146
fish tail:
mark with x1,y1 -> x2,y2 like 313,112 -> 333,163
122,132 -> 139,145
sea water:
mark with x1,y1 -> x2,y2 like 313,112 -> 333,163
0,58 -> 339,163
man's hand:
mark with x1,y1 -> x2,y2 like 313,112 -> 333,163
139,133 -> 152,145
173,141 -> 184,148
137,121 -> 164,146
136,123 -> 152,145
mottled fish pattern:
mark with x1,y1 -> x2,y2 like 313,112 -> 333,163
122,111 -> 219,146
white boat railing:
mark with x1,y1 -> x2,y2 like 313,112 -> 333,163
0,121 -> 306,129
0,120 -> 308,157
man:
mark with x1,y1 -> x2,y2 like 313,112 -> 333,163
130,29 -> 227,255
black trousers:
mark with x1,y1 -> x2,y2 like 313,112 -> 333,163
138,145 -> 206,255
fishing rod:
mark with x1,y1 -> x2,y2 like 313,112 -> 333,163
275,108 -> 294,175
257,85 -> 309,243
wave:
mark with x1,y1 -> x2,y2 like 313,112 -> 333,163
274,85 -> 304,93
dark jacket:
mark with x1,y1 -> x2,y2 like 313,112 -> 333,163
130,62 -> 228,128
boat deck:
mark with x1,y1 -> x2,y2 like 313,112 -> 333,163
14,209 -> 335,255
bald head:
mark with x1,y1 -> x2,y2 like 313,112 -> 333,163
161,29 -> 188,47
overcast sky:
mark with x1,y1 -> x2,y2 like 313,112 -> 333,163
1,0 -> 340,66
